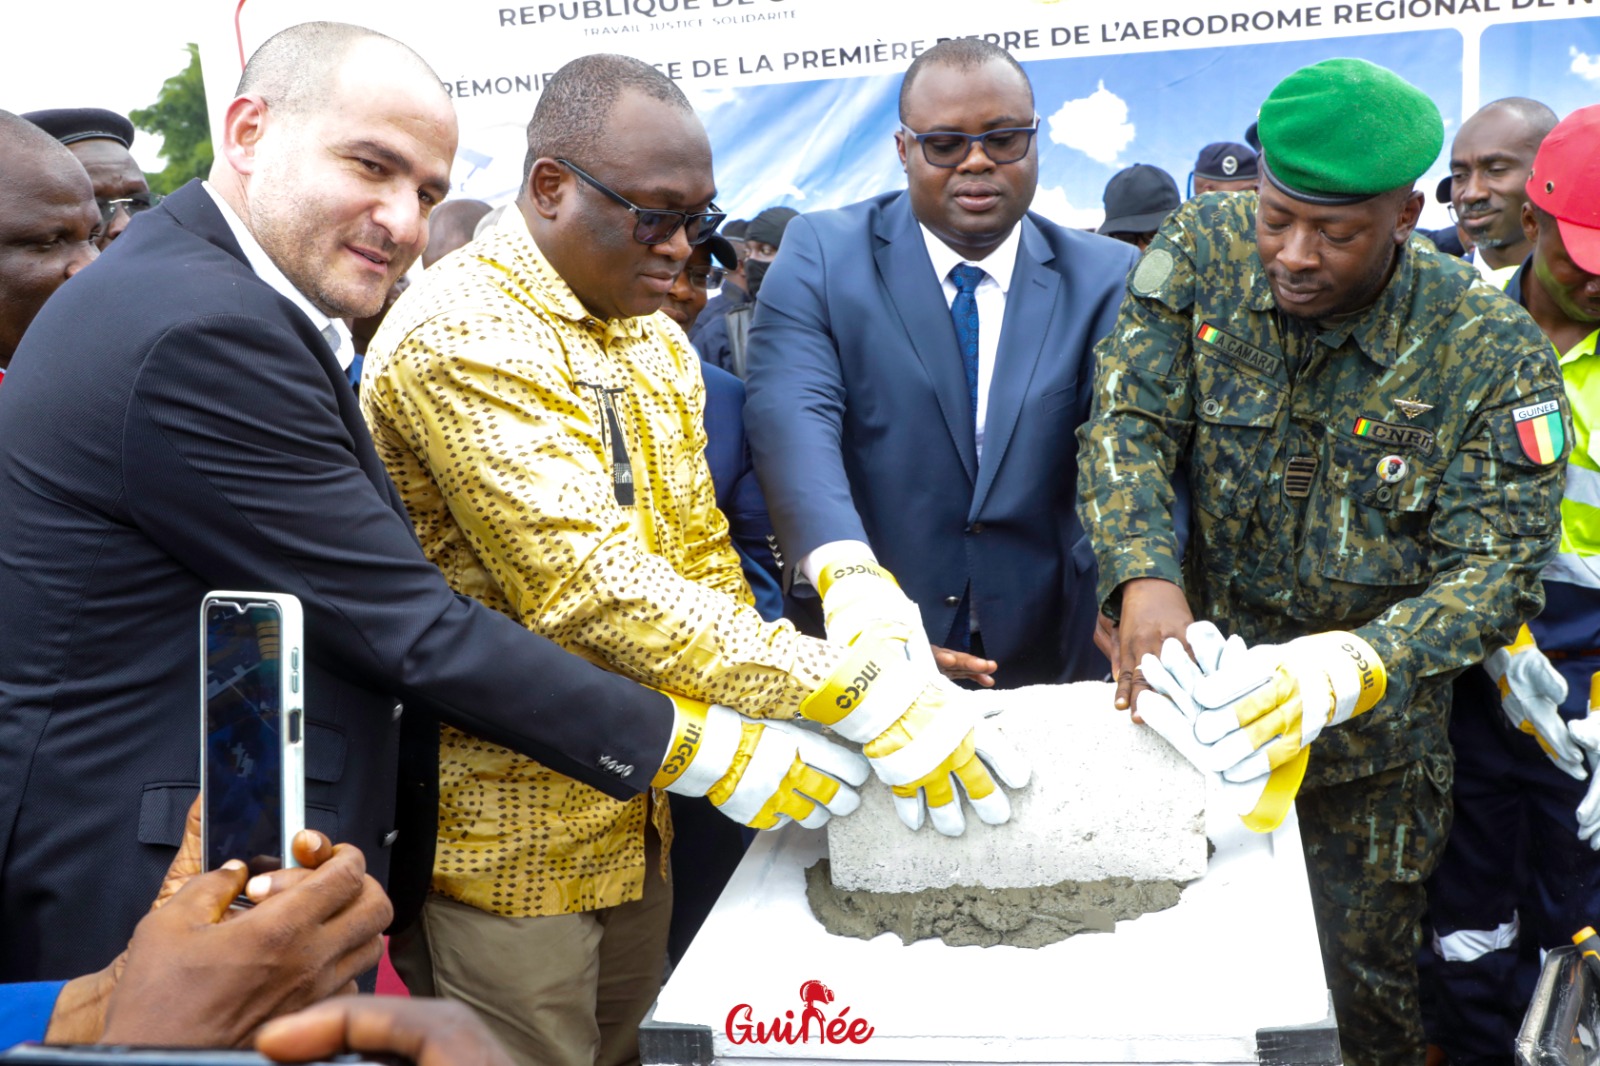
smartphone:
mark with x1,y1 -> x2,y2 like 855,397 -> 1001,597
199,591 -> 306,879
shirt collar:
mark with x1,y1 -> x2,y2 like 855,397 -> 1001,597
919,220 -> 1022,294
1318,242 -> 1418,368
201,182 -> 353,369
492,205 -> 648,343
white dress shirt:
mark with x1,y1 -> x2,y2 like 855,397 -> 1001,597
201,182 -> 354,370
1468,248 -> 1520,290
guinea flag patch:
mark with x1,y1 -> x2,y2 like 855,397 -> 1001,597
1512,399 -> 1565,464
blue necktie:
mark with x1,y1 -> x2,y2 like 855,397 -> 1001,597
946,264 -> 985,653
948,264 -> 984,432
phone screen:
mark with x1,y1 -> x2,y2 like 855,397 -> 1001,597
203,600 -> 285,877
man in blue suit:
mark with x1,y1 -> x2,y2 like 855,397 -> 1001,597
745,38 -> 1138,688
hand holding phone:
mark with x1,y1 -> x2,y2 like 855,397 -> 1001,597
99,845 -> 389,1048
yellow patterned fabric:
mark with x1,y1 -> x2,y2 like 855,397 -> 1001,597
360,208 -> 841,917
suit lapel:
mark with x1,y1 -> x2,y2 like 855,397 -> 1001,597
161,179 -> 250,264
872,195 -> 978,481
972,216 -> 1061,517
164,181 -> 408,519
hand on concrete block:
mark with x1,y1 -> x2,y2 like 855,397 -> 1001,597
653,699 -> 870,830
873,687 -> 1032,836
1138,622 -> 1305,833
1140,624 -> 1387,832
801,625 -> 1030,836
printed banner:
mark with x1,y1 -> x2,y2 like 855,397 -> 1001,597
198,0 -> 1600,227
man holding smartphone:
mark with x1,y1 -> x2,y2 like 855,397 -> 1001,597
0,21 -> 857,988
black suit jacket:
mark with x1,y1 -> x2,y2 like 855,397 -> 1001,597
0,182 -> 673,980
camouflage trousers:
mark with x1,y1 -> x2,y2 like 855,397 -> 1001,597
1297,755 -> 1454,1066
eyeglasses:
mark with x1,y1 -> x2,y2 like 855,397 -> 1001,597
97,192 -> 162,227
684,265 -> 714,291
557,159 -> 725,246
899,119 -> 1041,168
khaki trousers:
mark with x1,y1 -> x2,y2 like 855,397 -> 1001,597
391,834 -> 672,1066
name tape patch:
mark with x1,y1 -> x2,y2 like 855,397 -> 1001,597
1195,322 -> 1281,378
1513,399 -> 1561,422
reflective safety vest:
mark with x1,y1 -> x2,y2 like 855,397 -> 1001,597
1508,262 -> 1600,651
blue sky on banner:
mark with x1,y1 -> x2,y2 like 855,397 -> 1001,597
699,29 -> 1462,229
1481,16 -> 1600,117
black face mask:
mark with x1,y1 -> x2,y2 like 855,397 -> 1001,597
746,258 -> 771,300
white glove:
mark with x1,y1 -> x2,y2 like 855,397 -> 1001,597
653,698 -> 869,830
1183,629 -> 1387,784
813,549 -> 937,673
1486,625 -> 1584,779
1137,621 -> 1311,833
1568,673 -> 1600,849
801,622 -> 1029,836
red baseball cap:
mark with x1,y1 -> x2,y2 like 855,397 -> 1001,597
1526,104 -> 1600,275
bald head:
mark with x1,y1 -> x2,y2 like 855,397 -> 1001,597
0,111 -> 100,365
422,199 -> 491,268
1469,97 -> 1559,143
237,22 -> 448,117
1450,96 -> 1557,268
213,23 -> 458,321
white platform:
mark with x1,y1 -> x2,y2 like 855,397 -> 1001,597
645,806 -> 1335,1065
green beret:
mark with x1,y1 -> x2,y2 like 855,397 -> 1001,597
1257,58 -> 1443,205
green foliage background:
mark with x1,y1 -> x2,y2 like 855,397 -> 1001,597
130,43 -> 213,195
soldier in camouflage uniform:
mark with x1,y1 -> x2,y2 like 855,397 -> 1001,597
1077,59 -> 1568,1066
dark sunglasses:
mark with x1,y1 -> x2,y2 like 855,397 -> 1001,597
97,192 -> 163,227
558,159 -> 725,246
899,119 -> 1041,168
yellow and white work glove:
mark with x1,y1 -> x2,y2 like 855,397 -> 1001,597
1138,622 -> 1386,832
813,549 -> 937,673
1486,625 -> 1584,779
1137,622 -> 1309,832
800,621 -> 1029,836
652,698 -> 870,830
1567,674 -> 1600,849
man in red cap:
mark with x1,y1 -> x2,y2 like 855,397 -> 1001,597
1424,103 -> 1600,1066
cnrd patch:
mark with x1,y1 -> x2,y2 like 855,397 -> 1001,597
1353,416 -> 1435,456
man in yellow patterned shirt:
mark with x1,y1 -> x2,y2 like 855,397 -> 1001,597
362,54 -> 1030,1066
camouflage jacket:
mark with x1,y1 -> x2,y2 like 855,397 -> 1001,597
1077,193 -> 1568,786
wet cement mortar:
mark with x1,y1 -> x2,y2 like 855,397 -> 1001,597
805,859 -> 1186,949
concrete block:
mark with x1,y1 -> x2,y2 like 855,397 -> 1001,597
826,680 -> 1207,891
